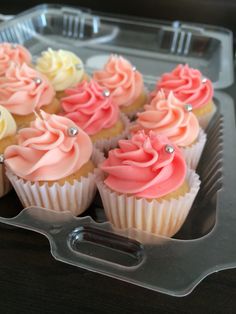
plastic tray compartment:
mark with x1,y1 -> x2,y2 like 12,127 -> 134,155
0,4 -> 236,297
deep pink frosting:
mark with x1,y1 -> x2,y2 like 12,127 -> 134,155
101,131 -> 186,199
0,63 -> 55,115
93,55 -> 144,107
0,42 -> 31,76
155,64 -> 213,109
61,80 -> 119,135
5,111 -> 93,181
132,91 -> 200,147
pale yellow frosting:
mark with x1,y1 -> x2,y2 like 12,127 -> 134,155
0,105 -> 17,140
36,48 -> 85,91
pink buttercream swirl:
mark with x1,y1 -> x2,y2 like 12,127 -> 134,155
0,63 -> 55,115
132,91 -> 200,147
101,130 -> 186,199
93,55 -> 144,107
0,42 -> 32,76
154,64 -> 213,109
61,80 -> 119,135
4,111 -> 93,181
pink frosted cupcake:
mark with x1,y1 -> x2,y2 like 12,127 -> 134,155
4,111 -> 103,215
93,55 -> 147,118
61,79 -> 130,152
96,131 -> 200,237
0,42 -> 31,76
0,62 -> 60,129
153,64 -> 216,129
131,91 -> 206,169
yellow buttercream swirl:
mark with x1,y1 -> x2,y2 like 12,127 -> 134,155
36,48 -> 85,91
0,105 -> 17,140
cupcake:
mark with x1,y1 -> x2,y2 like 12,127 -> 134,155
61,79 -> 130,152
35,48 -> 88,98
0,42 -> 31,76
153,64 -> 216,129
96,131 -> 200,237
131,91 -> 207,169
93,55 -> 147,118
0,62 -> 60,129
4,111 -> 102,215
0,106 -> 17,197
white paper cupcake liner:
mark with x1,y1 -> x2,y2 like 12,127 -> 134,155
198,102 -> 217,130
182,128 -> 207,170
0,164 -> 11,198
96,169 -> 200,238
93,113 -> 130,154
5,148 -> 104,216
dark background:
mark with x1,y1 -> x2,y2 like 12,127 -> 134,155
1,1 -> 236,313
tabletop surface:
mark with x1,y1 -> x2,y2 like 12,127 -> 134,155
1,2 -> 236,313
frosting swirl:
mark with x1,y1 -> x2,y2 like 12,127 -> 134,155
132,91 -> 200,147
36,48 -> 85,91
101,131 -> 186,199
93,55 -> 144,107
0,63 -> 55,115
61,80 -> 119,135
0,42 -> 31,77
155,64 -> 213,109
4,111 -> 93,181
0,105 -> 17,140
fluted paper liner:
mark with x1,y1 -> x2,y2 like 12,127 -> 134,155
198,102 -> 217,130
182,128 -> 207,170
6,149 -> 104,216
0,164 -> 11,198
96,169 -> 200,238
93,113 -> 130,153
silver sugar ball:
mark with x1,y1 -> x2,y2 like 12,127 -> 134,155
68,126 -> 79,137
75,63 -> 83,70
11,43 -> 17,49
33,77 -> 42,85
132,66 -> 137,72
102,89 -> 110,97
0,154 -> 4,164
202,78 -> 207,83
165,144 -> 175,154
184,104 -> 193,112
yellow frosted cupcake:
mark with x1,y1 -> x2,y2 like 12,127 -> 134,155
4,111 -> 103,215
93,55 -> 147,118
0,106 -> 17,197
36,48 -> 88,99
96,131 -> 200,237
0,62 -> 60,129
61,79 -> 130,152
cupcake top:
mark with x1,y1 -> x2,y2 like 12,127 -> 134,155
132,91 -> 200,147
0,42 -> 31,77
0,106 -> 17,141
61,80 -> 120,135
93,55 -> 144,107
36,48 -> 85,91
0,63 -> 55,115
4,111 -> 93,181
155,64 -> 213,110
101,130 -> 186,199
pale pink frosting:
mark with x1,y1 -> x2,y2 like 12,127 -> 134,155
101,131 -> 186,199
155,64 -> 213,109
132,91 -> 200,147
4,111 -> 93,182
93,55 -> 144,107
0,42 -> 31,77
61,80 -> 119,135
0,63 -> 55,115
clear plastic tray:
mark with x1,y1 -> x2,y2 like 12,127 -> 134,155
0,4 -> 235,297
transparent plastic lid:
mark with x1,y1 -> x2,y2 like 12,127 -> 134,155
0,4 -> 234,89
0,4 -> 235,297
